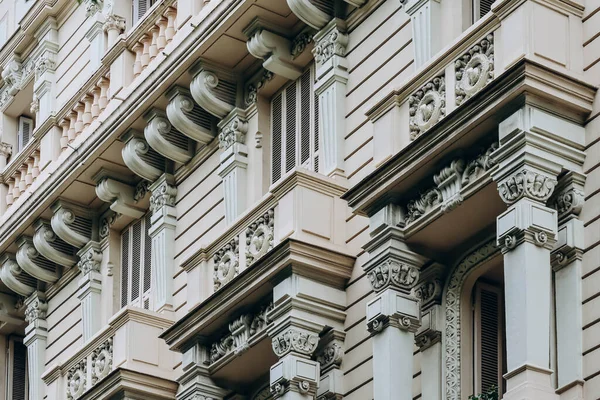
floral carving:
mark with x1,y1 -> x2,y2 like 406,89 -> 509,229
498,169 -> 557,205
99,212 -> 121,239
445,240 -> 499,400
67,360 -> 87,400
245,70 -> 274,105
77,244 -> 102,275
218,115 -> 248,149
35,54 -> 56,79
462,142 -> 498,184
406,188 -> 443,224
25,297 -> 47,323
366,259 -> 419,292
415,278 -> 442,308
272,328 -> 319,357
409,76 -> 446,140
433,159 -> 465,213
0,142 -> 12,158
134,180 -> 149,203
91,338 -> 113,384
455,34 -> 494,106
553,188 -> 584,218
246,209 -> 274,266
103,14 -> 126,33
312,26 -> 348,65
149,179 -> 176,213
291,32 -> 313,59
84,0 -> 103,17
316,343 -> 343,370
213,237 -> 239,291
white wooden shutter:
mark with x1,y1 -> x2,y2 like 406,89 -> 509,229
300,69 -> 311,168
6,336 -> 27,400
121,213 -> 152,309
474,282 -> 504,394
474,0 -> 494,21
285,82 -> 296,174
130,219 -> 142,306
17,116 -> 33,152
121,229 -> 129,308
271,93 -> 283,184
142,212 -> 152,310
132,0 -> 152,23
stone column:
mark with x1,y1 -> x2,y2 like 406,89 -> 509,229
414,264 -> 444,400
76,241 -> 103,342
363,208 -> 425,400
217,110 -> 249,225
149,174 -> 177,313
24,291 -> 48,400
313,19 -> 349,179
176,343 -> 228,400
550,172 -> 585,399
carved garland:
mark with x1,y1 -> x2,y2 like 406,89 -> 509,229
213,237 -> 239,291
246,209 -> 275,266
444,239 -> 500,400
409,75 -> 446,140
455,34 -> 494,106
91,338 -> 113,384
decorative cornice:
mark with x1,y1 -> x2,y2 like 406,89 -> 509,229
0,254 -> 36,297
190,65 -> 237,119
497,168 -> 557,205
455,34 -> 494,106
272,328 -> 319,357
286,0 -> 332,30
94,174 -> 145,219
409,75 -> 445,140
149,174 -> 177,214
77,242 -> 103,275
33,219 -> 78,268
144,108 -> 193,164
120,129 -> 165,182
16,236 -> 59,284
51,200 -> 95,248
166,86 -> 216,144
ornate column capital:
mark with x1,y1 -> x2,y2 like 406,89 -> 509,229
271,328 -> 320,358
550,171 -> 585,222
77,241 -> 103,275
0,142 -> 12,159
414,263 -> 444,311
497,167 -> 558,205
217,111 -> 249,150
149,174 -> 177,214
102,13 -> 125,33
24,291 -> 48,326
312,19 -> 349,68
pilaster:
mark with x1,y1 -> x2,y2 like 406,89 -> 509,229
85,13 -> 106,71
176,344 -> 228,400
217,109 -> 249,225
149,174 -> 177,313
24,291 -> 48,400
33,18 -> 59,123
403,0 -> 441,68
363,224 -> 425,400
313,19 -> 349,179
77,241 -> 103,342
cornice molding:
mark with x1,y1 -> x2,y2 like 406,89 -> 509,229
51,200 -> 95,248
120,129 -> 165,182
166,86 -> 216,144
33,219 -> 78,268
189,63 -> 237,119
286,0 -> 332,30
0,254 -> 36,296
16,236 -> 59,284
144,108 -> 193,164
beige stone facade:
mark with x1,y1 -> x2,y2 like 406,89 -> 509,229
0,0 -> 597,399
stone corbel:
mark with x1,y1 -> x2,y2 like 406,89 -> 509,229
315,330 -> 345,400
550,171 -> 585,223
51,200 -> 96,249
286,0 -> 333,30
166,85 -> 217,144
94,172 -> 146,219
16,236 -> 60,284
32,219 -> 78,268
0,254 -> 36,297
120,129 -> 165,182
144,108 -> 194,164
2,58 -> 23,95
244,20 -> 303,81
189,61 -> 238,119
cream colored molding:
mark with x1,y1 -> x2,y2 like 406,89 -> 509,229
144,108 -> 194,164
120,129 -> 165,182
33,219 -> 78,268
51,200 -> 95,249
16,236 -> 59,284
0,254 -> 36,297
244,19 -> 302,81
94,173 -> 145,219
404,0 -> 441,68
286,0 -> 332,30
189,62 -> 237,119
166,85 -> 216,144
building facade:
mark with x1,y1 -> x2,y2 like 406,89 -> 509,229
0,0 -> 597,399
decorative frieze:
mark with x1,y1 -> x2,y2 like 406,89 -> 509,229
67,359 -> 87,400
312,25 -> 348,66
406,188 -> 442,224
408,75 -> 445,140
213,237 -> 239,291
433,160 -> 465,213
497,168 -> 557,205
366,259 -> 419,293
272,328 -> 319,357
91,338 -> 113,384
246,209 -> 274,266
455,34 -> 494,106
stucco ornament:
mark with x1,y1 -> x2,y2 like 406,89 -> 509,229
553,187 -> 584,218
84,0 -> 103,17
409,75 -> 446,139
367,259 -> 419,292
133,180 -> 149,203
291,32 -> 313,59
455,34 -> 494,105
272,328 -> 319,357
246,209 -> 275,265
312,26 -> 348,65
444,240 -> 499,400
102,14 -> 125,33
77,245 -> 103,274
91,338 -> 113,384
316,342 -> 343,369
218,115 -> 248,149
99,212 -> 121,239
24,297 -> 48,323
213,237 -> 239,291
433,159 -> 465,212
35,54 -> 56,79
245,69 -> 274,106
149,179 -> 177,213
67,360 -> 87,400
406,188 -> 443,224
498,168 -> 557,204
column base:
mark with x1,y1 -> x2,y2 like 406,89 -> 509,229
556,380 -> 584,400
504,365 -> 559,400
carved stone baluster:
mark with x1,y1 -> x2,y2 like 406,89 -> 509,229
68,111 -> 78,143
32,150 -> 40,180
6,180 -> 14,206
91,86 -> 101,120
149,25 -> 159,61
74,102 -> 85,137
25,158 -> 34,187
18,165 -> 28,194
82,94 -> 93,129
165,7 -> 177,43
12,174 -> 21,201
132,42 -> 143,77
156,17 -> 167,51
59,119 -> 69,151
140,34 -> 151,69
98,78 -> 109,111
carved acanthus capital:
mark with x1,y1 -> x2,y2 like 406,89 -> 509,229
272,328 -> 320,357
35,54 -> 56,80
414,278 -> 443,310
120,129 -> 165,182
550,171 -> 586,221
24,293 -> 48,324
77,242 -> 103,275
409,75 -> 445,139
102,14 -> 125,33
312,23 -> 348,66
0,255 -> 35,297
218,113 -> 248,149
316,341 -> 343,372
366,259 -> 419,293
497,168 -> 557,205
455,34 -> 494,106
149,174 -> 177,213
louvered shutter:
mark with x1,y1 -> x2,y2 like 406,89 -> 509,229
132,0 -> 152,23
272,94 -> 283,184
11,339 -> 27,400
142,212 -> 152,310
121,230 -> 130,308
479,0 -> 494,18
285,83 -> 297,173
314,84 -> 320,173
131,220 -> 142,306
474,282 -> 503,394
17,116 -> 33,152
300,69 -> 311,167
